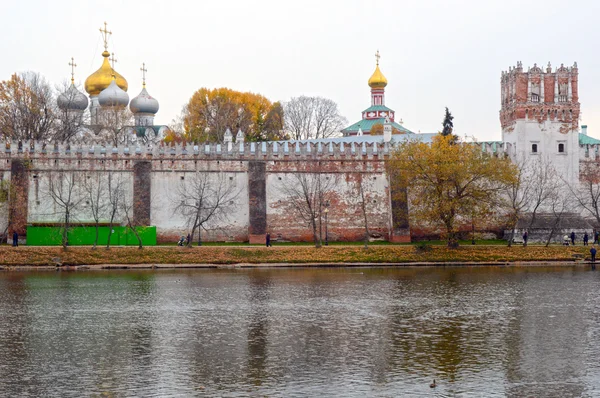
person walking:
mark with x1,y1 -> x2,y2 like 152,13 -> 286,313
265,232 -> 271,247
12,231 -> 18,247
522,230 -> 528,247
185,233 -> 191,246
595,230 -> 599,245
571,231 -> 576,246
584,232 -> 589,246
591,246 -> 597,269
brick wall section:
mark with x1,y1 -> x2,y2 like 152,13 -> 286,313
500,63 -> 580,131
9,159 -> 29,236
390,184 -> 411,242
0,141 -> 414,243
248,161 -> 267,244
133,160 -> 152,226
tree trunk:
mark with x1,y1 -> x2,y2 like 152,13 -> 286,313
188,224 -> 198,248
545,219 -> 561,247
106,210 -> 116,249
446,222 -> 458,248
507,216 -> 518,248
312,218 -> 321,248
93,222 -> 99,250
360,182 -> 370,250
130,226 -> 143,250
62,211 -> 69,251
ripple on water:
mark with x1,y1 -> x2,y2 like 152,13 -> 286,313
0,266 -> 600,396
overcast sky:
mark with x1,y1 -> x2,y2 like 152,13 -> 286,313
2,0 -> 600,141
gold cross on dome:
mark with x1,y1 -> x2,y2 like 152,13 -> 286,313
99,22 -> 112,51
68,57 -> 77,83
109,53 -> 117,69
375,50 -> 381,66
140,62 -> 147,88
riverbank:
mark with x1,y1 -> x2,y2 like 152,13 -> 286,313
0,245 -> 595,268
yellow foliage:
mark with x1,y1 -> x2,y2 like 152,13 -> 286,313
182,87 -> 283,143
388,135 -> 518,247
370,123 -> 383,135
0,73 -> 55,141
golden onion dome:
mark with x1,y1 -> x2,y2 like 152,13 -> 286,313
368,64 -> 388,88
84,51 -> 128,96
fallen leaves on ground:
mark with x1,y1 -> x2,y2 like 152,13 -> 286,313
0,245 -> 593,266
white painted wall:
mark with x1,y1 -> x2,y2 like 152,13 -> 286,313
27,171 -> 134,224
151,170 -> 249,240
503,119 -> 579,188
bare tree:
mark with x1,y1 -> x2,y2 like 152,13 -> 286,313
278,162 -> 339,247
105,172 -> 126,249
120,192 -> 144,250
284,96 -> 347,140
569,158 -> 600,225
544,190 -> 571,247
348,173 -> 373,249
82,173 -> 107,249
526,158 -> 561,230
53,80 -> 89,142
95,107 -> 134,146
45,171 -> 85,250
0,72 -> 55,141
504,159 -> 532,246
172,172 -> 241,247
0,179 -> 9,243
504,157 -> 562,246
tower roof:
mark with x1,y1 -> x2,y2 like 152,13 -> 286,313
85,50 -> 128,96
85,24 -> 127,96
58,83 -> 89,111
368,51 -> 387,88
342,118 -> 413,135
130,87 -> 159,115
58,57 -> 88,111
98,77 -> 129,107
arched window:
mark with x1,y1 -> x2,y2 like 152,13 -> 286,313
558,143 -> 565,153
532,144 -> 538,153
531,83 -> 540,102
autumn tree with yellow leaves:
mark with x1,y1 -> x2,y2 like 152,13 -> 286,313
182,88 -> 286,143
0,72 -> 55,141
369,122 -> 402,136
388,135 -> 517,247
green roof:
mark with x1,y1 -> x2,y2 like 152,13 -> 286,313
361,105 -> 395,113
579,133 -> 600,145
342,118 -> 414,134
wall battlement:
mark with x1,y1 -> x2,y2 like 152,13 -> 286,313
1,140 -> 395,161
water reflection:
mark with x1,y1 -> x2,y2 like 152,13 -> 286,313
1,267 -> 600,396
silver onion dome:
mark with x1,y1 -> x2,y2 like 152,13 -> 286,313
57,83 -> 89,111
98,79 -> 129,107
130,87 -> 159,114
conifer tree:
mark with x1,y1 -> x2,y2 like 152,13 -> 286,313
441,107 -> 454,137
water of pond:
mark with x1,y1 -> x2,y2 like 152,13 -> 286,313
0,266 -> 599,397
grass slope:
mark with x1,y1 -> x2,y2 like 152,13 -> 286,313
0,245 -> 593,266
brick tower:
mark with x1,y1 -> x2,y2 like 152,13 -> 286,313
500,61 -> 580,187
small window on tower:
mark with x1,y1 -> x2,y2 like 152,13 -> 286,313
531,144 -> 538,153
531,83 -> 540,102
558,143 -> 565,153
